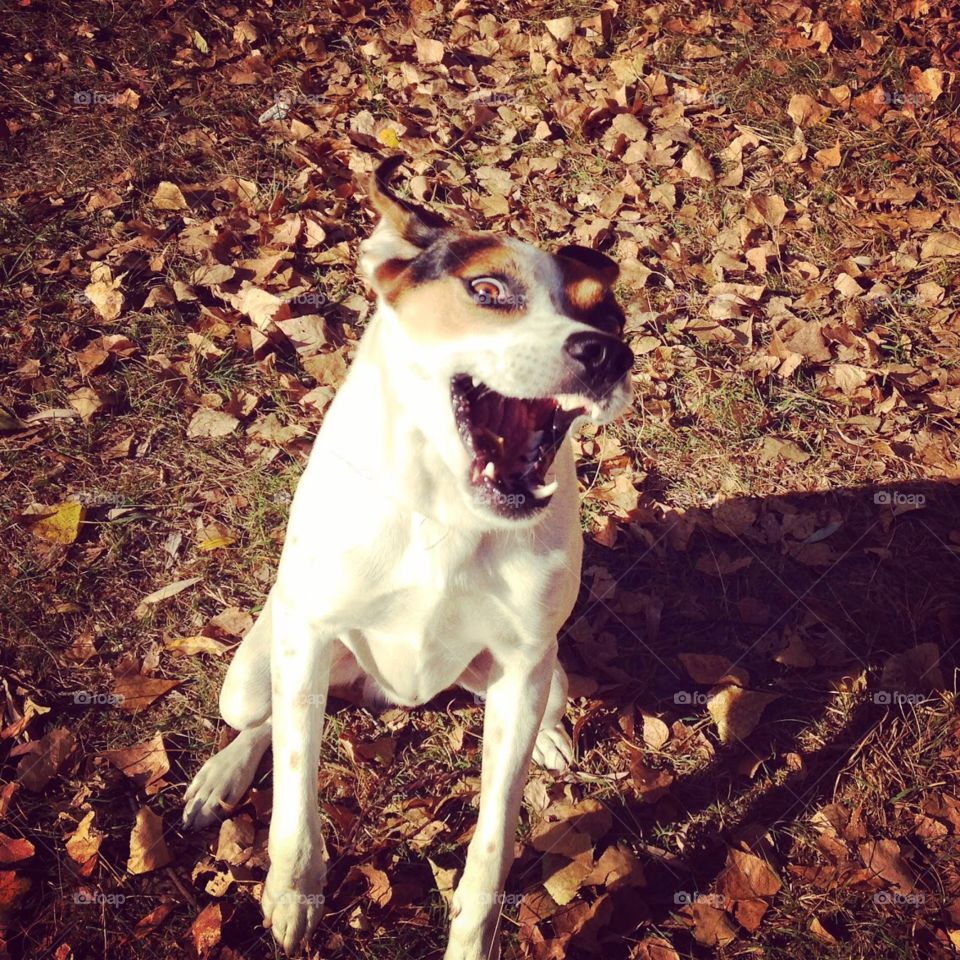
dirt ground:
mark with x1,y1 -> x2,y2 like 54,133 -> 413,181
1,1 -> 959,958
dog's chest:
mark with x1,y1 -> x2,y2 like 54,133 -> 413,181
334,521 -> 546,706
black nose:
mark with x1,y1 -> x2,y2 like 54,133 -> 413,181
563,332 -> 633,392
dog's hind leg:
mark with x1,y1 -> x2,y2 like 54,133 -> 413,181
183,594 -> 275,830
531,657 -> 574,773
219,592 -> 274,731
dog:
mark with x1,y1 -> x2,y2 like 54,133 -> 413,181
183,156 -> 634,959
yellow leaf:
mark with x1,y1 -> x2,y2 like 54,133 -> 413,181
165,635 -> 229,656
30,502 -> 85,544
377,127 -> 401,149
198,535 -> 236,552
192,30 -> 209,54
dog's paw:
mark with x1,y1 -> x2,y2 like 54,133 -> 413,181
532,723 -> 573,773
262,858 -> 326,955
183,744 -> 259,830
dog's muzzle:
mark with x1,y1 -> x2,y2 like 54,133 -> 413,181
563,332 -> 634,396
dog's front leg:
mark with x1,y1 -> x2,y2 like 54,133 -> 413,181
445,644 -> 555,960
261,588 -> 334,954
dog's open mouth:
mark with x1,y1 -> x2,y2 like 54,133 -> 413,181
451,374 -> 586,516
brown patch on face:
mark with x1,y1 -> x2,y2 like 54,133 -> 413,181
382,231 -> 530,341
554,252 -> 625,334
288,750 -> 301,770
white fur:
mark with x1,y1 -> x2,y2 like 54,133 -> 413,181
183,215 -> 631,958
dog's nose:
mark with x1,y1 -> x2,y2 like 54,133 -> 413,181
563,332 -> 633,391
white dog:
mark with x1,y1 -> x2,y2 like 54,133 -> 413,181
183,156 -> 634,959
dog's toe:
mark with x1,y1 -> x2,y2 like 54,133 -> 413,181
262,865 -> 325,955
532,724 -> 573,773
182,754 -> 245,829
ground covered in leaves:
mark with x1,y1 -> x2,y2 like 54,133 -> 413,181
2,0 -> 960,958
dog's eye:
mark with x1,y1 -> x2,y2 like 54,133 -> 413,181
469,277 -> 508,306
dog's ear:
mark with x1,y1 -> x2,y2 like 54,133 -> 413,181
555,245 -> 620,286
359,157 -> 447,290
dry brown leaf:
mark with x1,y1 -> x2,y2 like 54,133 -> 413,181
920,232 -> 960,260
681,145 -> 715,182
165,635 -> 230,657
65,810 -> 103,868
859,838 -> 917,895
0,871 -> 30,925
112,672 -> 181,715
16,728 -> 76,791
152,181 -> 189,210
786,93 -> 829,126
544,16 -> 576,41
102,732 -> 170,790
633,937 -> 681,960
707,686 -> 779,744
127,806 -> 171,874
187,408 -> 239,439
679,654 -> 750,687
686,900 -> 737,946
0,834 -> 34,865
716,848 -> 782,900
84,280 -> 124,321
641,712 -> 671,750
190,902 -> 223,956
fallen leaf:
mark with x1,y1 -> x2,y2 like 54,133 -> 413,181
787,93 -> 829,126
112,673 -> 181,715
0,834 -> 33,865
28,502 -> 85,544
65,810 -> 104,869
859,838 -> 916,895
17,728 -> 76,791
127,806 -> 171,874
190,902 -> 222,956
102,732 -> 170,790
187,408 -> 239,439
682,145 -> 715,182
152,181 -> 189,210
716,848 -> 782,900
707,686 -> 780,744
679,653 -> 750,687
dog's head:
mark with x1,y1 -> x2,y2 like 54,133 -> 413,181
359,156 -> 633,527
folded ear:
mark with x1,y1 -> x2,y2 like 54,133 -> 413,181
555,244 -> 620,286
359,156 -> 448,290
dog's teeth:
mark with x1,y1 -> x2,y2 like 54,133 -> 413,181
471,377 -> 480,388
483,461 -> 497,480
531,480 -> 558,499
